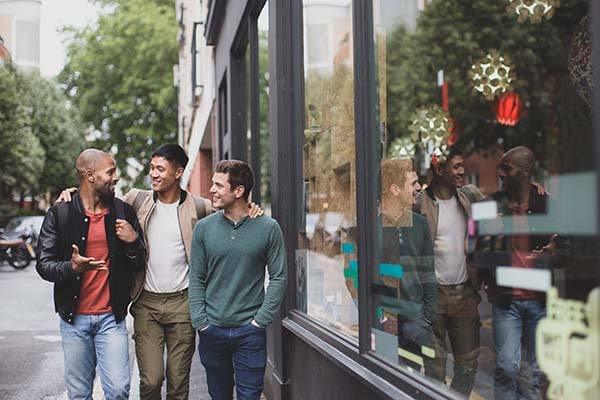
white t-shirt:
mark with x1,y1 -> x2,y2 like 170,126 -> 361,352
144,200 -> 189,293
434,196 -> 468,285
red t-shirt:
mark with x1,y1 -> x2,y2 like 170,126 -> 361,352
510,204 -> 536,300
76,209 -> 112,315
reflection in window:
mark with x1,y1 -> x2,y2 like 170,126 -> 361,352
297,0 -> 357,338
372,0 -> 596,399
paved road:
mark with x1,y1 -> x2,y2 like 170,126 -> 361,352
0,262 -> 209,400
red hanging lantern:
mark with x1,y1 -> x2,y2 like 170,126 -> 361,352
495,92 -> 522,126
448,117 -> 461,145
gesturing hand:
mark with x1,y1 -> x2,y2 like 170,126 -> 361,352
71,244 -> 106,273
115,219 -> 137,243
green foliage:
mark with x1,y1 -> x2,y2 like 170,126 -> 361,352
59,0 -> 178,186
384,0 -> 590,170
0,63 -> 85,203
0,64 -> 44,190
24,74 -> 85,191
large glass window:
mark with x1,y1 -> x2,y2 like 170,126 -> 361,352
370,1 -> 598,399
297,0 -> 358,338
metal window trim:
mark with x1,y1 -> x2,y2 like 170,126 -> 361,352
249,14 -> 262,204
593,1 -> 600,248
351,0 -> 380,356
283,315 -> 460,400
268,0 -> 305,390
205,0 -> 226,45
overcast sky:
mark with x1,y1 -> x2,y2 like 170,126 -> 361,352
40,0 -> 101,77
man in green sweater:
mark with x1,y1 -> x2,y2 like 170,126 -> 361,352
189,159 -> 287,400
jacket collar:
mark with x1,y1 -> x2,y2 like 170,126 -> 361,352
425,182 -> 457,203
151,188 -> 188,205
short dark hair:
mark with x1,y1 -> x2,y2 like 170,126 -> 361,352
446,146 -> 463,162
151,144 -> 189,169
215,159 -> 254,201
434,146 -> 464,173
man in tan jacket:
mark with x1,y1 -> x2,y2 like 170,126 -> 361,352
417,147 -> 483,396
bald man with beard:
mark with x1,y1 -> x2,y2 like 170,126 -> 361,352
37,149 -> 146,400
475,146 -> 564,400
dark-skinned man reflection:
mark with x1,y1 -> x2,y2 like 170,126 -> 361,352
379,159 -> 436,375
476,146 -> 568,400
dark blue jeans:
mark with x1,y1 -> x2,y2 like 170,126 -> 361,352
197,323 -> 267,400
493,299 -> 546,400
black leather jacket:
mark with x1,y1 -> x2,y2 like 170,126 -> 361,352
36,194 -> 146,324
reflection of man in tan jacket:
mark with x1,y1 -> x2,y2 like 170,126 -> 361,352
417,147 -> 483,396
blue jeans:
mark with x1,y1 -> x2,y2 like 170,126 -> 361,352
197,323 -> 267,400
493,299 -> 546,400
60,313 -> 130,400
398,318 -> 434,375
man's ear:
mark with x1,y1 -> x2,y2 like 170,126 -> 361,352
234,185 -> 245,199
175,166 -> 184,180
86,169 -> 94,182
434,163 -> 444,177
389,184 -> 401,196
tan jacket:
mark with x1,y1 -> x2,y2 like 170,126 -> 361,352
417,184 -> 484,291
122,188 -> 212,301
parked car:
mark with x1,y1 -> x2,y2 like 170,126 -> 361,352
1,216 -> 44,247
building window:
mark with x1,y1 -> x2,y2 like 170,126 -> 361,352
218,75 -> 228,159
297,0 -> 357,339
369,0 -> 597,399
191,21 -> 204,102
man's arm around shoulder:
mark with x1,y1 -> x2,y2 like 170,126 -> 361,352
120,201 -> 146,269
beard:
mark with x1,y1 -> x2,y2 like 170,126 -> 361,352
98,185 -> 116,203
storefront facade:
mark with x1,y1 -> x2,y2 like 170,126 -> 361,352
179,1 -> 600,399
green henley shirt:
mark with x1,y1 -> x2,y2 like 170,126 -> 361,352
189,211 -> 287,330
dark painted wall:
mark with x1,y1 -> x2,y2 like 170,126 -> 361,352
286,335 -> 385,400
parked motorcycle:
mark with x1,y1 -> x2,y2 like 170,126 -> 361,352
0,227 -> 37,269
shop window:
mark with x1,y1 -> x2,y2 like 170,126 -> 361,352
191,22 -> 204,103
297,0 -> 358,339
370,1 -> 598,399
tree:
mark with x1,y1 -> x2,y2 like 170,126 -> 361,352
59,0 -> 178,186
0,64 -> 45,196
384,0 -> 591,173
0,63 -> 84,209
24,74 -> 85,193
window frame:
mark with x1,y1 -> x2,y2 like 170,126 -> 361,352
272,0 -> 600,399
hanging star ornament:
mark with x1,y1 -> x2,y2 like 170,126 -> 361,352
506,0 -> 560,24
469,50 -> 516,101
388,137 -> 416,160
408,105 -> 452,149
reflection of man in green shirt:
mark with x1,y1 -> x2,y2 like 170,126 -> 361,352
379,159 -> 436,374
189,159 -> 287,400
